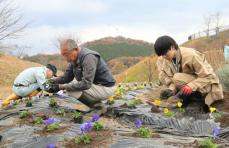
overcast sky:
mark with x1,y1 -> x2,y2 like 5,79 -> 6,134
11,0 -> 229,55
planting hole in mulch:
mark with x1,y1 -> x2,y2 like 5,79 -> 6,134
34,126 -> 69,136
64,129 -> 114,148
120,132 -> 160,138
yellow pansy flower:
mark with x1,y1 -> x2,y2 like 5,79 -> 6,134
163,108 -> 169,114
177,102 -> 182,108
114,86 -> 118,92
153,100 -> 161,106
209,107 -> 216,113
109,96 -> 114,101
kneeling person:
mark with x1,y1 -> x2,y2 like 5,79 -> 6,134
45,39 -> 116,114
3,64 -> 57,105
154,35 -> 224,108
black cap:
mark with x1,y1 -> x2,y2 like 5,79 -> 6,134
46,64 -> 57,77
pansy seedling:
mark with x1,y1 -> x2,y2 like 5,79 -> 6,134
153,100 -> 161,106
80,122 -> 92,134
91,114 -> 100,122
163,108 -> 169,114
177,102 -> 182,108
134,119 -> 143,128
46,144 -> 56,148
44,117 -> 58,126
213,126 -> 220,140
209,107 -> 216,113
109,96 -> 114,101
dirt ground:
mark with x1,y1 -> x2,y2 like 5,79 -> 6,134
64,129 -> 114,148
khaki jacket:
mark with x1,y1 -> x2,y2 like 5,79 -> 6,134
157,47 -> 223,105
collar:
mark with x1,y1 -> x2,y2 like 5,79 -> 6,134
74,47 -> 82,65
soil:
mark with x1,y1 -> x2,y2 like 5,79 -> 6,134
216,114 -> 229,128
120,103 -> 129,108
64,129 -> 114,148
16,112 -> 52,126
120,132 -> 160,138
0,139 -> 13,147
0,125 -> 14,132
34,126 -> 69,136
212,91 -> 229,113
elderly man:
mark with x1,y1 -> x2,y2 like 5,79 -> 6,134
46,39 -> 116,113
3,64 -> 57,105
154,35 -> 223,108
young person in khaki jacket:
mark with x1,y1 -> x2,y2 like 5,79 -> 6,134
154,35 -> 223,107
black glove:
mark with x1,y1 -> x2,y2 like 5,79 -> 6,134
160,89 -> 174,100
44,83 -> 60,93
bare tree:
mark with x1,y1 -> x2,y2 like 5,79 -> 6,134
203,14 -> 212,37
0,0 -> 28,42
14,45 -> 30,58
214,11 -> 221,35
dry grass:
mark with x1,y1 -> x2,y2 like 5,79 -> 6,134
114,55 -> 158,83
182,29 -> 229,53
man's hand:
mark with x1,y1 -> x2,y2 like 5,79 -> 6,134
44,83 -> 60,93
47,79 -> 56,84
180,85 -> 192,95
160,89 -> 174,100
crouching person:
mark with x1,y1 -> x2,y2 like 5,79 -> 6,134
45,39 -> 116,114
154,35 -> 224,109
2,64 -> 57,105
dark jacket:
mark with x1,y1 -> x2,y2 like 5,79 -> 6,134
55,47 -> 116,91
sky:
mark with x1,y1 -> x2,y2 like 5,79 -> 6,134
8,0 -> 229,55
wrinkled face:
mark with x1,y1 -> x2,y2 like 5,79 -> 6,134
162,46 -> 176,61
46,69 -> 54,79
60,43 -> 78,63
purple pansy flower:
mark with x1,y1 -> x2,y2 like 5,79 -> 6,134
213,126 -> 220,139
134,119 -> 143,128
80,122 -> 92,134
91,114 -> 100,122
31,113 -> 35,120
46,144 -> 56,148
44,117 -> 58,126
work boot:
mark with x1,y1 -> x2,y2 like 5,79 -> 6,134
28,90 -> 42,98
2,94 -> 22,105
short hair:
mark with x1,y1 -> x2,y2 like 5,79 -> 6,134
60,39 -> 78,51
154,35 -> 178,56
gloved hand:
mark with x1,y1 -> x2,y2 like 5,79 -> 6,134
44,83 -> 60,93
47,79 -> 56,84
180,85 -> 192,95
160,89 -> 174,99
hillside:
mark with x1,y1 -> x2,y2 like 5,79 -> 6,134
182,29 -> 229,52
0,53 -> 42,99
24,54 -> 68,72
115,55 -> 158,83
108,56 -> 144,74
182,29 -> 229,70
83,36 -> 154,61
